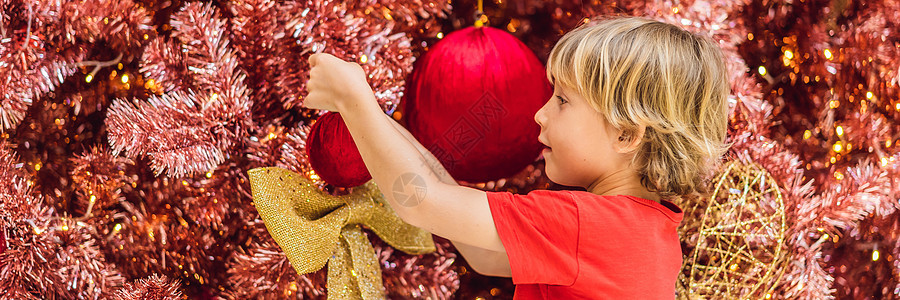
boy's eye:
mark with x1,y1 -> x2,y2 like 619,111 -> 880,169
556,95 -> 568,105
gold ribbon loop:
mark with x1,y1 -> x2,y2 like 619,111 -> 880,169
247,167 -> 435,299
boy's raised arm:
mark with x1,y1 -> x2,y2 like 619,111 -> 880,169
386,114 -> 512,277
302,53 -> 507,253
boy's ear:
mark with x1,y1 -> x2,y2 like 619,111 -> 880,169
614,126 -> 645,153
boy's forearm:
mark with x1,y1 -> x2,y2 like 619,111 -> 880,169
386,116 -> 509,273
337,98 -> 449,223
384,114 -> 456,185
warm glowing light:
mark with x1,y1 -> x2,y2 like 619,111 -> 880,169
873,249 -> 880,261
114,223 -> 123,232
758,66 -> 767,76
833,142 -> 843,152
90,194 -> 97,203
882,157 -> 889,166
866,91 -> 873,99
803,130 -> 812,139
436,32 -> 443,39
830,100 -> 839,108
836,126 -> 844,136
121,74 -> 129,84
360,55 -> 368,64
784,50 -> 794,59
86,74 -> 94,83
672,7 -> 679,13
834,171 -> 844,180
478,14 -> 489,25
824,49 -> 833,60
206,171 -> 213,178
34,162 -> 41,171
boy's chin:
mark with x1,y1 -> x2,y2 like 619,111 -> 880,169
545,166 -> 582,189
544,165 -> 564,186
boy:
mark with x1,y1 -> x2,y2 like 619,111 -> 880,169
303,16 -> 729,299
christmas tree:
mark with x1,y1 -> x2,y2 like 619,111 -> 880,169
1,0 -> 899,299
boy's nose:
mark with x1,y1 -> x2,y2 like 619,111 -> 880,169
534,102 -> 548,128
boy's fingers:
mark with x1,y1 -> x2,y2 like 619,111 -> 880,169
309,53 -> 320,67
302,92 -> 319,109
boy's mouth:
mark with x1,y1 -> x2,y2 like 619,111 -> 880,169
538,137 -> 550,147
538,137 -> 552,152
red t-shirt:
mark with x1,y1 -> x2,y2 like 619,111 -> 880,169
486,190 -> 684,299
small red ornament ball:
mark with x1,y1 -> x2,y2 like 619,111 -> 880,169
306,112 -> 371,188
403,26 -> 550,182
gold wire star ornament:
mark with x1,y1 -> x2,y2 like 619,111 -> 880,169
679,161 -> 788,299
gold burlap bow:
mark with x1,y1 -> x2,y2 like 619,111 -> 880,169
247,167 -> 436,300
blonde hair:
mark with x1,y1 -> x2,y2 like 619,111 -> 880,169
546,16 -> 730,199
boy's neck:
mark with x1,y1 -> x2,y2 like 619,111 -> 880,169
586,171 -> 661,202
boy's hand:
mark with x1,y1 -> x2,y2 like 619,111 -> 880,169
304,53 -> 374,112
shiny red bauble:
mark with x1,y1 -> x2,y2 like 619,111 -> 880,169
306,112 -> 371,188
402,26 -> 550,182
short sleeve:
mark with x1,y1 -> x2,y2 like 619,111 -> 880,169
486,190 -> 579,286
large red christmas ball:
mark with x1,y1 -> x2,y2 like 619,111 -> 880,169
306,112 -> 371,188
403,26 -> 550,182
